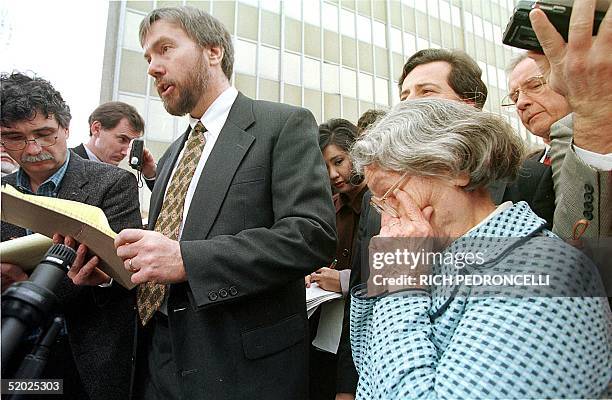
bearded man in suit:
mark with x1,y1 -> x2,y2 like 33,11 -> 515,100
76,6 -> 337,400
0,72 -> 142,400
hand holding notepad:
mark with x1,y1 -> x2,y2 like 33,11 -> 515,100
1,184 -> 136,289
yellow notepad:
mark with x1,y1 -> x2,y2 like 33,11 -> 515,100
1,184 -> 135,289
0,233 -> 53,271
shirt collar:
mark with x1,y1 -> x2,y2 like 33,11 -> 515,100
16,151 -> 71,196
465,201 -> 513,235
444,201 -> 548,269
188,86 -> 238,136
83,143 -> 102,162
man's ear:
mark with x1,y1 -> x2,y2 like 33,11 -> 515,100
90,121 -> 101,137
206,45 -> 224,67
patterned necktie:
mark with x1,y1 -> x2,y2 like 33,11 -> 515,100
137,121 -> 206,325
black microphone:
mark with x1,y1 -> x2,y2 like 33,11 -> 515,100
1,244 -> 76,369
11,317 -> 64,383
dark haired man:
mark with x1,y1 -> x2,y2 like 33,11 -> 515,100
0,72 -> 142,400
356,108 -> 386,136
78,6 -> 336,400
398,48 -> 488,108
72,101 -> 144,165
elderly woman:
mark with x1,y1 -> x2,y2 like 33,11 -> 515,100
349,98 -> 610,399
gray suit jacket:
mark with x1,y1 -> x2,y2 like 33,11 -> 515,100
70,143 -> 89,160
145,92 -> 337,399
549,114 -> 611,238
1,154 -> 142,400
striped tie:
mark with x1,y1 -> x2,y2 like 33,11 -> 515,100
137,121 -> 206,325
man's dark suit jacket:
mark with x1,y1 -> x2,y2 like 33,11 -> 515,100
143,92 -> 336,400
335,158 -> 556,393
488,158 -> 555,228
70,143 -> 89,160
1,154 -> 142,400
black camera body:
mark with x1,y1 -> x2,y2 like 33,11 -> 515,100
503,0 -> 606,52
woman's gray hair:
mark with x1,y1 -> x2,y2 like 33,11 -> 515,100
351,98 -> 525,191
139,6 -> 234,80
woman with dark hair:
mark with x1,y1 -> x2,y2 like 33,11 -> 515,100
307,118 -> 367,400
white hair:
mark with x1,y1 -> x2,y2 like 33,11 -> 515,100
350,98 -> 525,191
505,51 -> 529,76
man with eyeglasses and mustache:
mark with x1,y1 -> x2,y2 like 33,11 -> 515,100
0,71 -> 142,400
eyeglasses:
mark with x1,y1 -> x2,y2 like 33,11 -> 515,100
0,134 -> 59,151
369,172 -> 409,218
501,75 -> 547,107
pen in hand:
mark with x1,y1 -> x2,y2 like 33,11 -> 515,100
329,259 -> 337,269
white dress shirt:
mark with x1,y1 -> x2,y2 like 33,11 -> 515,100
162,86 -> 238,239
573,144 -> 612,171
159,86 -> 238,313
83,143 -> 102,163
538,144 -> 551,164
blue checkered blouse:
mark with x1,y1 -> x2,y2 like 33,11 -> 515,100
350,202 -> 611,399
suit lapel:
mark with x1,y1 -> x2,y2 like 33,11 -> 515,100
148,127 -> 191,228
182,93 -> 255,239
57,155 -> 90,203
72,144 -> 89,160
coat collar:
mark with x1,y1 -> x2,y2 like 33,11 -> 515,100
334,186 -> 368,214
181,93 -> 255,239
56,153 -> 90,204
149,92 -> 256,238
445,201 -> 548,268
